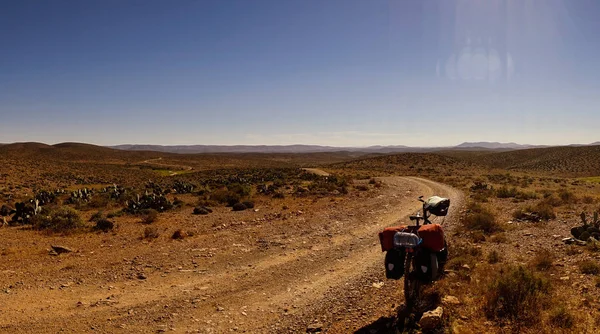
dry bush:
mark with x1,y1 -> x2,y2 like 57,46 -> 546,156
210,189 -> 241,206
484,266 -> 550,325
140,209 -> 158,224
31,206 -> 84,233
532,249 -> 554,271
447,243 -> 481,273
94,219 -> 114,232
470,230 -> 486,243
171,229 -> 185,240
463,203 -> 502,234
513,202 -> 556,222
355,184 -> 369,191
487,250 -> 501,264
559,189 -> 578,205
143,226 -> 159,239
582,196 -> 596,204
89,210 -> 105,222
579,260 -> 600,275
489,233 -> 508,243
548,306 -> 575,329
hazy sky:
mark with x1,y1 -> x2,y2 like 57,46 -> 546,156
2,0 -> 599,146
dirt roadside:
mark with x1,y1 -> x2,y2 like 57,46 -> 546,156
0,176 -> 463,333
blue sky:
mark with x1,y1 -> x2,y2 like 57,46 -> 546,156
1,0 -> 599,146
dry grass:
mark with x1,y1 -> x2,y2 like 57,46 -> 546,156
483,266 -> 550,325
579,260 -> 600,275
462,203 -> 503,234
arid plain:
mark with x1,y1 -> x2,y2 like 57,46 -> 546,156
1,143 -> 600,333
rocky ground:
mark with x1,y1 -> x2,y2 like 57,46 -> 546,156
0,176 -> 463,333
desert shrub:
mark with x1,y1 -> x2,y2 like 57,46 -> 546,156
534,203 -> 556,220
171,229 -> 185,240
32,206 -> 85,232
228,183 -> 252,197
355,184 -> 369,191
489,233 -> 508,243
548,306 -> 575,329
496,186 -> 518,198
87,193 -> 110,209
471,230 -> 486,243
107,210 -> 124,218
232,202 -> 247,211
484,266 -> 550,324
140,209 -> 158,224
513,202 -> 556,222
89,211 -> 105,222
470,181 -> 489,192
463,203 -> 502,234
579,260 -> 600,275
541,195 -> 563,207
210,189 -> 241,206
94,219 -> 114,232
143,226 -> 159,239
583,196 -> 595,204
242,201 -> 255,209
447,243 -> 481,271
559,190 -> 577,205
587,239 -> 600,253
487,250 -> 501,264
532,249 -> 554,271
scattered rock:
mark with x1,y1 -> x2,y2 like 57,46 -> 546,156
232,203 -> 247,212
442,295 -> 460,305
372,282 -> 384,289
193,206 -> 212,215
137,273 -> 147,280
419,306 -> 443,331
560,276 -> 570,281
51,245 -> 74,254
306,322 -> 323,333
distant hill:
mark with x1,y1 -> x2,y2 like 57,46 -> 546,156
110,143 -> 514,154
461,145 -> 600,176
455,142 -> 547,150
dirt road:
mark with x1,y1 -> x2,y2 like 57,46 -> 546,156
0,177 -> 462,333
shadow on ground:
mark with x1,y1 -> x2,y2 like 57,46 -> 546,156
354,286 -> 442,334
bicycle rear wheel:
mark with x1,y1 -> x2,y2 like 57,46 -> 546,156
403,252 -> 420,308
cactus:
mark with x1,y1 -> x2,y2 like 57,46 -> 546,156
10,200 -> 40,224
172,181 -> 195,194
125,193 -> 173,214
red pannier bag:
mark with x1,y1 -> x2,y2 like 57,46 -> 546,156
418,224 -> 445,252
378,225 -> 407,252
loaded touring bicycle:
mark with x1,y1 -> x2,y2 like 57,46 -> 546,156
378,196 -> 450,307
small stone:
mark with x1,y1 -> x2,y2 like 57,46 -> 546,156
372,282 -> 384,289
137,273 -> 147,280
461,264 -> 471,270
419,306 -> 443,331
560,276 -> 570,281
442,295 -> 460,305
216,306 -> 225,312
51,245 -> 74,254
306,322 -> 323,333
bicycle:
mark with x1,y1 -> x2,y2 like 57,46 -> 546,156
393,196 -> 449,308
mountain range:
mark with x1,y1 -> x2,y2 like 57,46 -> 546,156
110,141 -> 599,154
